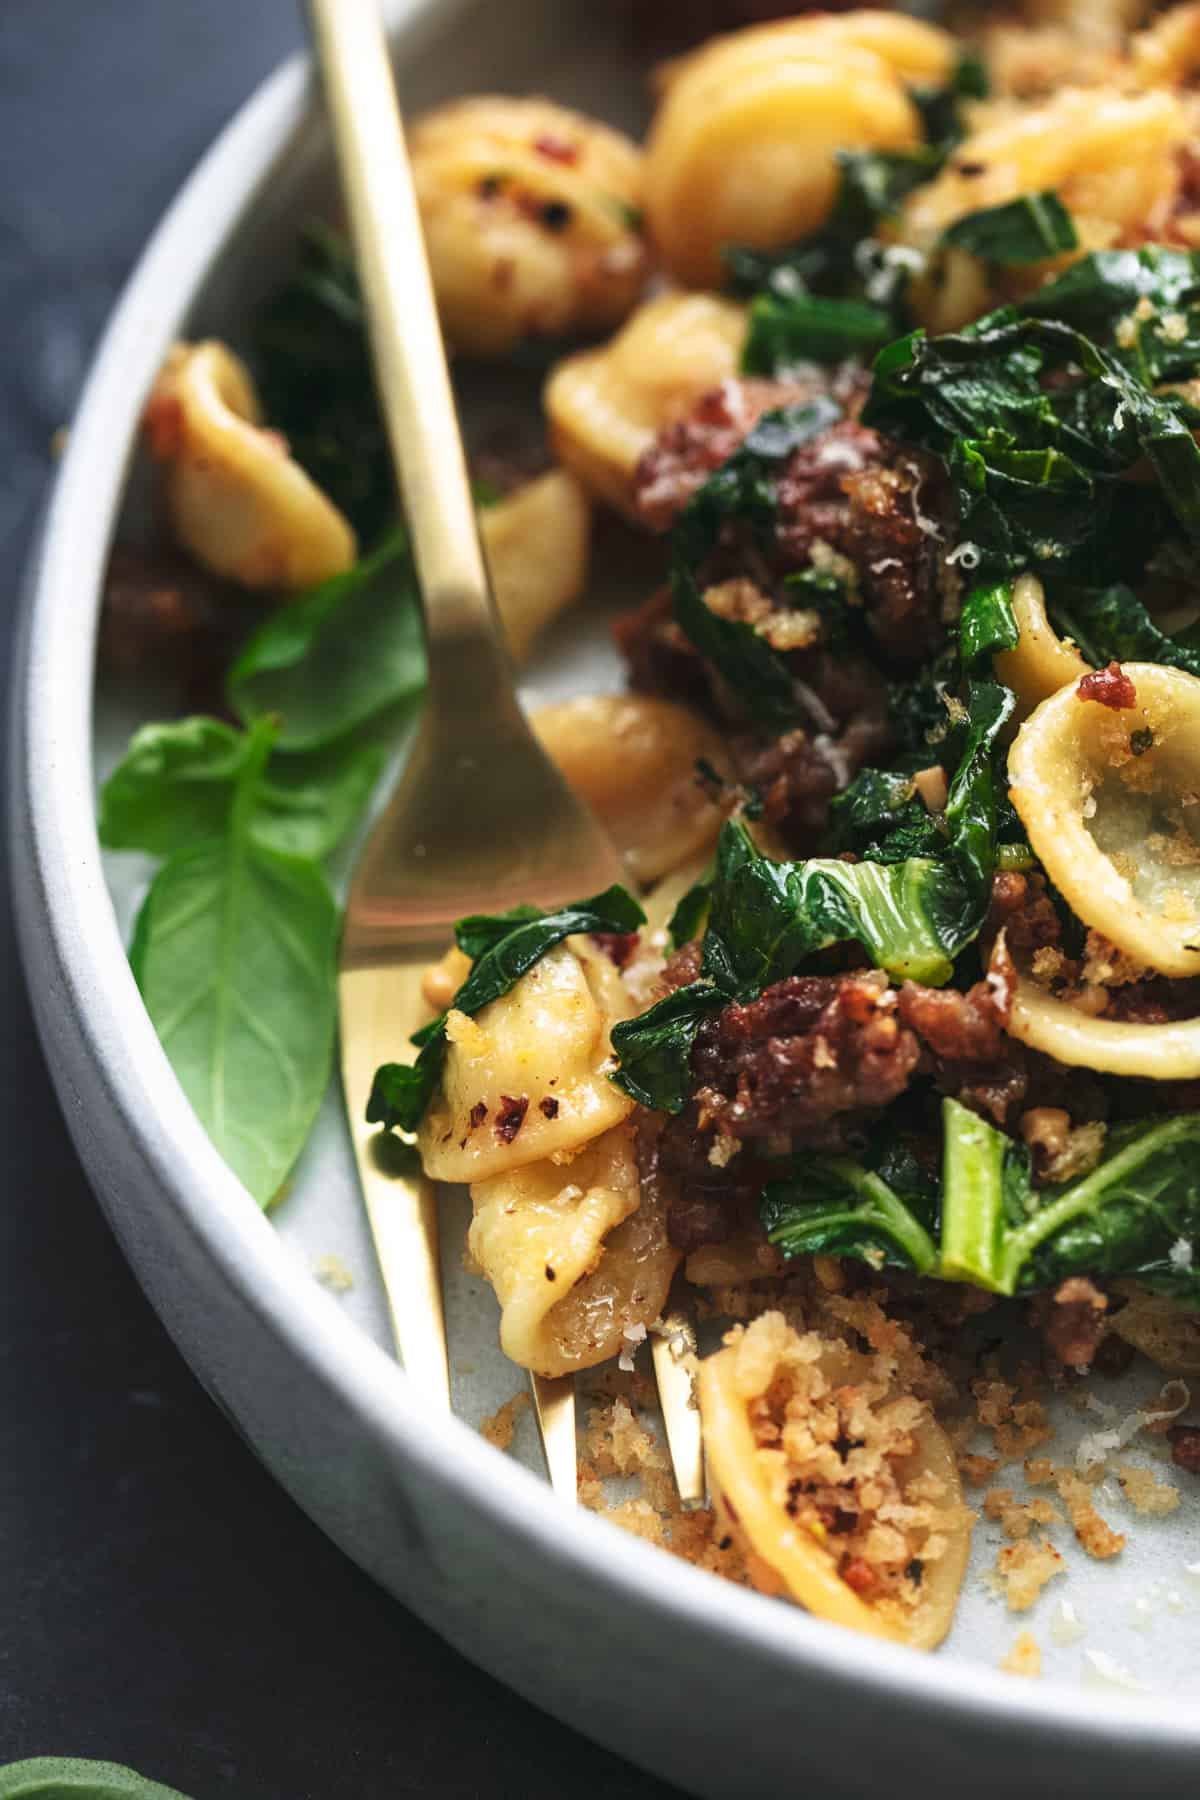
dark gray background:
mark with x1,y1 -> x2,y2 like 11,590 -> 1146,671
0,4 -> 680,1794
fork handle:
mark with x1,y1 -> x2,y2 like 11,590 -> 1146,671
306,0 -> 509,693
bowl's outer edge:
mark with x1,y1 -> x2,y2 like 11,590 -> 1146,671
10,4 -> 1200,1792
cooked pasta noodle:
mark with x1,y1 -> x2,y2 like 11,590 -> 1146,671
1008,971 -> 1200,1078
544,292 -> 746,514
481,468 -> 591,663
1009,663 -> 1200,978
644,15 -> 954,288
143,342 -> 356,590
410,96 -> 647,356
417,936 -> 634,1184
531,694 -> 730,884
699,1313 -> 970,1647
468,1119 -> 678,1376
993,575 -> 1090,717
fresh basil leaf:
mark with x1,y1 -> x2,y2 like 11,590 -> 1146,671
99,717 -> 384,863
367,886 -> 646,1135
1048,582 -> 1200,679
742,291 -> 895,373
228,527 -> 423,751
762,1158 -> 939,1275
254,223 -> 392,544
0,1759 -> 192,1799
129,733 -> 338,1206
454,904 -> 544,961
943,192 -> 1077,266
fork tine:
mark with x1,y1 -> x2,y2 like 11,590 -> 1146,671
340,963 -> 450,1407
529,1373 -> 577,1501
653,1313 -> 705,1505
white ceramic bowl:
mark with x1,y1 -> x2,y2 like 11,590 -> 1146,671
11,3 -> 1200,1791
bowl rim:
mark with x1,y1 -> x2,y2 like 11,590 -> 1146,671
14,0 -> 1200,1752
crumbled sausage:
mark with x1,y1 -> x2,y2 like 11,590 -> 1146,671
1077,662 -> 1137,710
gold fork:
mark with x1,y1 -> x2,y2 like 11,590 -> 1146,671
308,0 -> 703,1502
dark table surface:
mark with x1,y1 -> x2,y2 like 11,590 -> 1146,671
0,4 -> 681,1794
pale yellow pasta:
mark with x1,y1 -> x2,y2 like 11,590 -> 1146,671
1007,971 -> 1200,1078
544,292 -> 747,514
417,935 -> 633,1184
1131,2 -> 1200,84
468,1120 -> 679,1377
993,574 -> 1090,716
143,342 -> 356,591
1009,663 -> 1200,978
699,1313 -> 970,1647
531,694 -> 729,885
644,14 -> 954,288
902,86 -> 1186,329
480,469 -> 591,663
409,96 -> 647,356
1109,1281 -> 1200,1373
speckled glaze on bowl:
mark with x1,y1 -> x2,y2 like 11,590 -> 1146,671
11,3 -> 1200,1792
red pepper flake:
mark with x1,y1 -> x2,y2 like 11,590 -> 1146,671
539,1096 -> 559,1119
467,1101 -> 488,1132
495,1095 -> 529,1144
591,930 -> 639,969
534,132 -> 579,165
1168,1424 -> 1200,1474
1077,662 -> 1137,710
840,1556 -> 881,1598
545,1263 -> 557,1282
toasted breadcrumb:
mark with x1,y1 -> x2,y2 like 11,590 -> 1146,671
983,1487 -> 1063,1541
991,1537 -> 1066,1612
972,1377 -> 1053,1462
312,1253 -> 354,1294
1001,1631 -> 1043,1678
960,1453 -> 1002,1486
1115,1461 -> 1182,1517
480,1389 -> 531,1452
1053,1469 -> 1126,1560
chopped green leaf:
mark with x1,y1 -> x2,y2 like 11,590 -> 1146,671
742,292 -> 895,372
959,580 -> 1019,668
667,865 -> 714,950
367,887 -> 646,1135
943,192 -> 1077,266
0,1758 -> 193,1799
762,1158 -> 939,1276
228,526 -> 424,751
1048,581 -> 1200,679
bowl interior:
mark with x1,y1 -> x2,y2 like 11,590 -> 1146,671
84,0 -> 1200,1721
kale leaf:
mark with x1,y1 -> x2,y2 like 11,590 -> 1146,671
742,291 -> 896,373
1048,582 -> 1200,680
1020,245 -> 1200,387
367,887 -> 646,1135
943,192 -> 1077,267
763,1097 -> 1200,1301
674,398 -> 845,567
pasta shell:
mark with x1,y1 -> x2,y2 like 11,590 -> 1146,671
1009,662 -> 1200,978
481,468 -> 592,663
544,291 -> 747,514
417,936 -> 634,1184
698,1312 -> 971,1647
468,1119 -> 679,1377
410,96 -> 647,356
993,574 -> 1090,717
143,342 -> 356,591
531,693 -> 730,885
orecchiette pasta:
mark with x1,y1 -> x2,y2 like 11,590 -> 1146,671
468,1119 -> 679,1377
480,469 -> 591,663
901,87 -> 1187,329
1009,663 -> 1200,978
1109,1281 -> 1200,1374
409,96 -> 647,357
531,693 -> 730,885
544,292 -> 747,514
1007,971 -> 1200,1078
643,15 -> 954,288
698,1313 -> 971,1647
992,574 -> 1090,717
143,342 -> 356,591
417,935 -> 634,1184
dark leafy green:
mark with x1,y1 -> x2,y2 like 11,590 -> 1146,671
253,222 -> 392,543
763,1098 -> 1200,1300
943,192 -> 1077,266
674,398 -> 844,566
1020,245 -> 1200,386
910,48 -> 989,156
959,580 -> 1019,668
128,724 -> 339,1205
99,716 -> 384,863
1048,582 -> 1200,679
227,527 -> 424,751
742,291 -> 895,373
367,887 -> 646,1135
0,1760 -> 192,1799
611,821 -> 978,1113
667,864 -> 714,950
